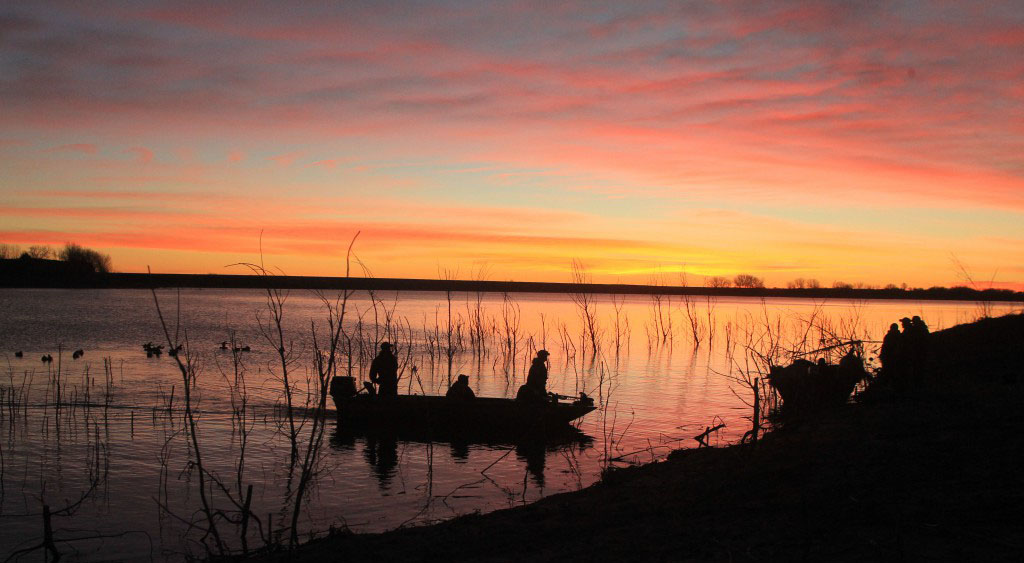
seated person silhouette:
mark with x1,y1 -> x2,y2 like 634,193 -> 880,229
446,374 -> 476,401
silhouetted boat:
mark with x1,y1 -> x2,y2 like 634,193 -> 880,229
767,357 -> 867,412
329,376 -> 596,437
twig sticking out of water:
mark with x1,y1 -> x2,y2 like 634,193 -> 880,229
288,231 -> 359,549
148,280 -> 226,556
233,258 -> 301,467
693,418 -> 727,448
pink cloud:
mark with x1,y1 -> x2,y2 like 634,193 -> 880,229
29,190 -> 197,201
311,159 -> 341,169
269,152 -> 302,167
124,146 -> 154,163
0,205 -> 196,220
48,143 -> 97,154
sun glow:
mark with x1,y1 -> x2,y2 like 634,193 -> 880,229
1,3 -> 1022,289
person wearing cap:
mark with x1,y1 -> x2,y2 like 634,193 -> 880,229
369,342 -> 399,398
910,315 -> 929,336
446,374 -> 476,401
526,350 -> 550,396
899,317 -> 913,333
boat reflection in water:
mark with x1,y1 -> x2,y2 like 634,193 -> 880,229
328,375 -> 597,487
330,421 -> 593,489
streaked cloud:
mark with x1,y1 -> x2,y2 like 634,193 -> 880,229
47,143 -> 98,154
1,1 -> 1022,288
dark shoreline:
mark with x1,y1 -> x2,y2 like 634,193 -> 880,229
2,268 -> 1022,303
250,313 -> 1024,562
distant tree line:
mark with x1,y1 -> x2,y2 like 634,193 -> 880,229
699,272 -> 1019,298
0,242 -> 112,274
786,277 -> 822,289
703,274 -> 767,288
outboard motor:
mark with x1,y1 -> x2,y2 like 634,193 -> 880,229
576,392 -> 595,407
330,376 -> 357,399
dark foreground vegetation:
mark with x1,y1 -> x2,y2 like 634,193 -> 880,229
253,314 -> 1023,561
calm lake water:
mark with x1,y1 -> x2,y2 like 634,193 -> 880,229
0,288 -> 1016,560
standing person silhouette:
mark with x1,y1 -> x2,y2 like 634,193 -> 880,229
879,322 -> 902,378
909,316 -> 930,381
369,342 -> 399,398
526,349 -> 550,395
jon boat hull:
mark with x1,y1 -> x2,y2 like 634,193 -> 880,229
331,393 -> 596,438
767,360 -> 867,412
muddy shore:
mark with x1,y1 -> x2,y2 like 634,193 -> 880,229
256,314 -> 1024,561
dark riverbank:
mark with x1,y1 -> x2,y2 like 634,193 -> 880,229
2,259 -> 1021,302
257,314 -> 1023,561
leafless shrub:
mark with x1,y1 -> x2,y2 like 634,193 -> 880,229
705,275 -> 731,288
733,274 -> 764,288
569,260 -> 601,357
59,243 -> 112,273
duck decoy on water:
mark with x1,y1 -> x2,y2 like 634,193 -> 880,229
168,344 -> 184,357
232,345 -> 252,353
14,351 -> 22,358
72,349 -> 84,360
41,354 -> 53,363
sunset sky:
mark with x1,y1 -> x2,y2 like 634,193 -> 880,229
2,2 -> 1022,288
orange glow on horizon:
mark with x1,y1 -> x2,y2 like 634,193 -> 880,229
1,3 -> 1022,291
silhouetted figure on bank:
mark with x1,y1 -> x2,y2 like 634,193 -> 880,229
879,323 -> 902,378
899,317 -> 913,333
446,374 -> 475,401
908,316 -> 930,381
517,350 -> 550,404
897,317 -> 915,381
911,315 -> 929,337
369,342 -> 399,398
895,316 -> 931,386
839,348 -> 863,375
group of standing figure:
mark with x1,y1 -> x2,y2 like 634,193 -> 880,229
879,315 -> 930,385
